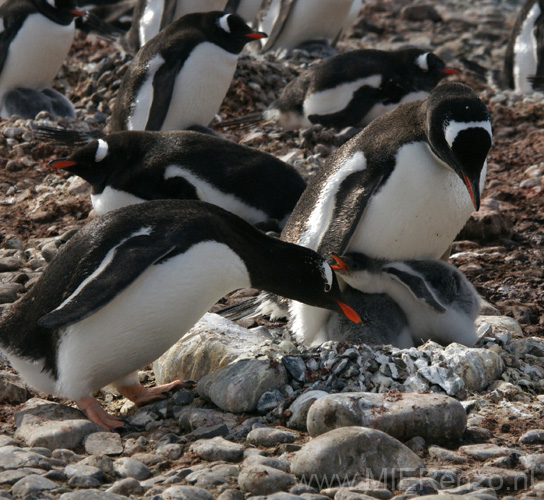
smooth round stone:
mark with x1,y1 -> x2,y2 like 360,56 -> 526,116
287,390 -> 329,431
106,478 -> 145,496
162,485 -> 213,499
11,475 -> 58,497
519,429 -> 544,444
238,464 -> 296,495
112,457 -> 151,480
243,454 -> 291,473
189,437 -> 244,463
83,432 -> 123,456
246,427 -> 297,447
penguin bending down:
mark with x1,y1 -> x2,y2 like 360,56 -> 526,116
220,48 -> 459,130
0,200 -> 360,430
224,82 -> 492,345
110,11 -> 266,132
0,0 -> 85,118
329,252 -> 481,348
256,0 -> 355,53
49,129 -> 306,230
123,0 -> 229,52
501,0 -> 544,92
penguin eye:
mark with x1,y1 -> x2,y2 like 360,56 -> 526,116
324,283 -> 331,293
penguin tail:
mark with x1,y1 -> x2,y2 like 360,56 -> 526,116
33,126 -> 100,146
215,111 -> 266,129
217,292 -> 289,322
76,10 -> 126,42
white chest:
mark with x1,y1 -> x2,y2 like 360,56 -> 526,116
513,2 -> 541,93
90,186 -> 145,215
349,142 -> 484,260
0,14 -> 74,100
160,42 -> 238,130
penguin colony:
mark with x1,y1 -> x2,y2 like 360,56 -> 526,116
0,0 -> 509,429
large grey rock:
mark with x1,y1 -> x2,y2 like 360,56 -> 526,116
14,398 -> 99,450
238,464 -> 296,495
154,313 -> 271,383
189,437 -> 245,463
113,457 -> 151,480
286,390 -> 329,431
0,446 -> 57,470
197,359 -> 288,413
442,345 -> 505,391
291,427 -> 424,483
11,475 -> 58,497
458,444 -> 513,461
306,392 -> 466,444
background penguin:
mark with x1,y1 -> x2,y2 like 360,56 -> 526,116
0,199 -> 360,430
123,0 -> 229,52
226,82 -> 492,345
264,48 -> 460,130
49,129 -> 307,230
330,252 -> 481,348
225,0 -> 263,25
109,11 -> 266,132
256,0 -> 355,52
501,0 -> 544,92
0,0 -> 85,118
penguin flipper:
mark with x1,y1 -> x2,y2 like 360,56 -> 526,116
382,264 -> 447,313
260,0 -> 296,52
38,235 -> 177,329
33,126 -> 98,146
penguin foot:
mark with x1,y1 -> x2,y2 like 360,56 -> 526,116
76,396 -> 128,431
116,379 -> 194,405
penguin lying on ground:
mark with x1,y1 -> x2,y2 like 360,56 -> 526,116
256,0 -> 356,53
221,82 -> 492,345
49,129 -> 306,230
123,0 -> 229,53
0,0 -> 85,118
110,11 -> 266,132
0,200 -> 360,430
501,0 -> 544,92
328,252 -> 481,348
220,48 -> 459,130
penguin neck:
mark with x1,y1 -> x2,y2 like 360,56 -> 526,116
66,164 -> 110,194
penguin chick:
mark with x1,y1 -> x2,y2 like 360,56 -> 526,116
109,11 -> 266,132
0,0 -> 85,118
0,200 -> 361,430
331,252 -> 481,347
49,129 -> 306,229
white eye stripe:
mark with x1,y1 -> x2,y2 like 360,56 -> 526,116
218,14 -> 231,33
416,52 -> 429,71
46,0 -> 56,7
444,120 -> 492,148
95,139 -> 109,162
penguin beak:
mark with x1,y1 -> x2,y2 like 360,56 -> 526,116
442,67 -> 460,75
49,158 -> 77,169
330,253 -> 350,271
244,31 -> 267,39
338,301 -> 362,324
70,9 -> 86,17
461,172 -> 480,210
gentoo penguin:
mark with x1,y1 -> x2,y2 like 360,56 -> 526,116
324,287 -> 413,348
231,82 -> 491,345
49,129 -> 306,229
502,0 -> 544,92
0,200 -> 360,430
109,11 -> 266,132
264,48 -> 459,130
0,0 -> 84,118
256,0 -> 355,52
124,0 -> 229,52
330,252 -> 481,347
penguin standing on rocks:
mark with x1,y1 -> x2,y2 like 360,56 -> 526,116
264,48 -> 460,130
0,200 -> 361,430
256,0 -> 355,52
502,0 -> 544,92
123,0 -> 229,52
49,129 -> 307,230
0,0 -> 85,118
224,82 -> 492,345
329,252 -> 481,348
109,11 -> 267,132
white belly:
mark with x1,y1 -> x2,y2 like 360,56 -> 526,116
263,0 -> 354,50
160,42 -> 238,130
349,143 -> 484,260
54,242 -> 250,400
91,187 -> 145,215
0,14 -> 74,103
139,0 -> 166,46
513,2 -> 541,93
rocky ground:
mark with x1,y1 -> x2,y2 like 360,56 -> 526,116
0,0 -> 543,499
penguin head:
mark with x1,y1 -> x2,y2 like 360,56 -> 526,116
34,0 -> 85,25
425,82 -> 492,210
206,12 -> 267,54
398,48 -> 460,91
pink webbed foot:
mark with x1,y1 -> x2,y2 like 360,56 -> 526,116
77,396 -> 127,431
116,379 -> 195,405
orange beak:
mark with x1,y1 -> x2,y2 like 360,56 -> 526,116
245,31 -> 267,39
442,67 -> 460,75
461,172 -> 479,210
70,9 -> 85,17
49,159 -> 77,169
338,301 -> 362,324
330,253 -> 350,271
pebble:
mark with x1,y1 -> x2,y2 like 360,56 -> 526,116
112,457 -> 151,480
189,437 -> 245,463
519,429 -> 544,444
246,427 -> 298,447
105,477 -> 144,496
162,485 -> 213,499
459,444 -> 514,461
83,432 -> 123,456
64,464 -> 106,488
11,474 -> 58,497
238,464 -> 296,496
287,390 -> 329,431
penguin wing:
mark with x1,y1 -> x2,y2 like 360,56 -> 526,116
145,56 -> 184,130
316,168 -> 385,256
260,0 -> 296,51
38,234 -> 178,329
382,263 -> 447,313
